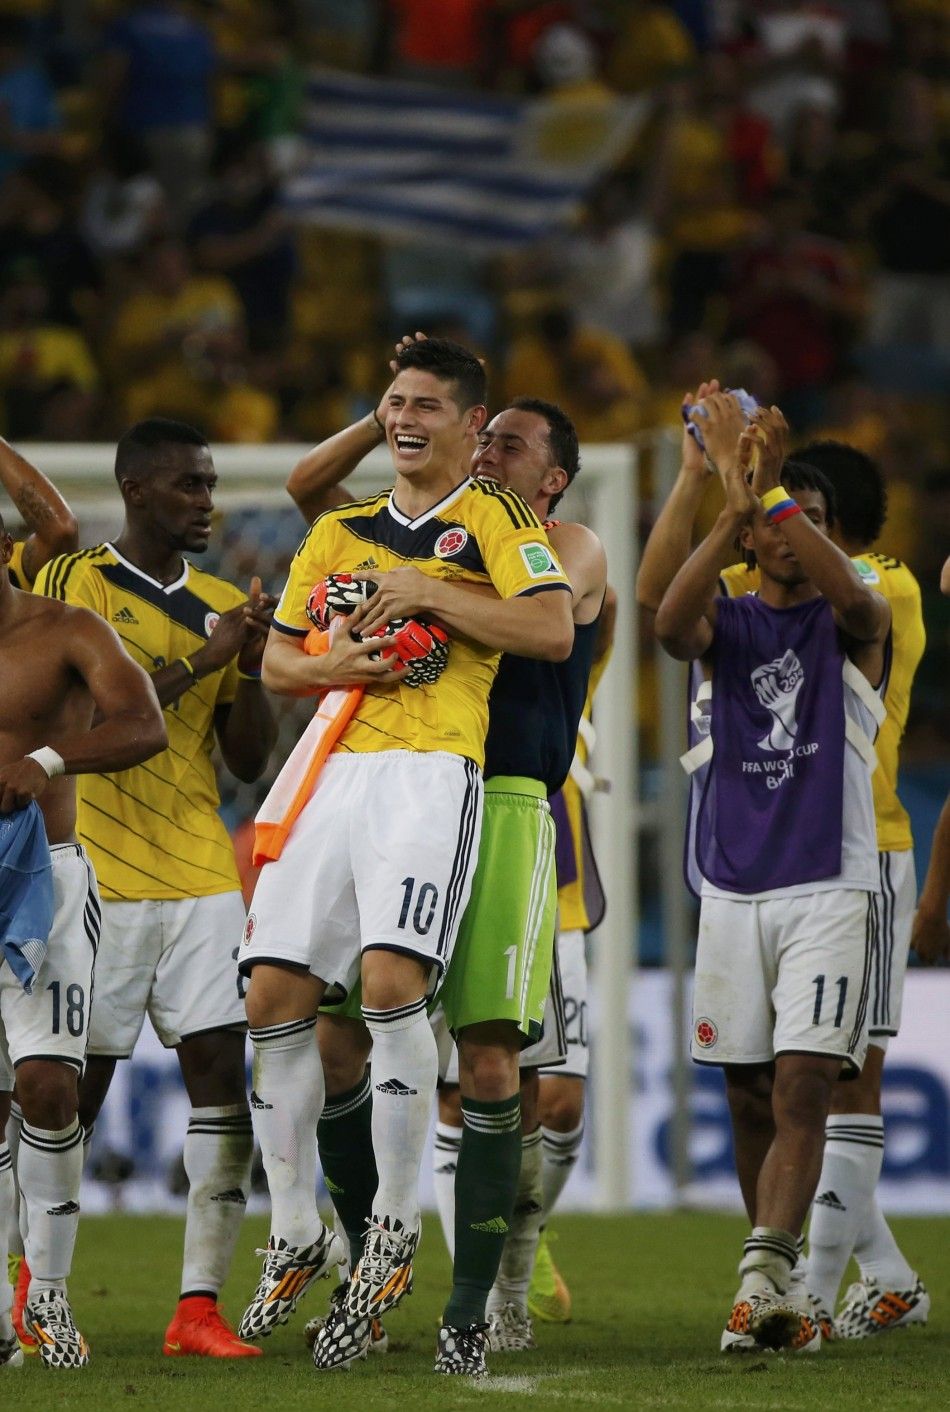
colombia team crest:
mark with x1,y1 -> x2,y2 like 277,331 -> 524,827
694,1017 -> 718,1049
434,527 -> 468,559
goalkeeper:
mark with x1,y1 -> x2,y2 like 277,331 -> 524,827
286,338 -> 608,1378
238,339 -> 575,1357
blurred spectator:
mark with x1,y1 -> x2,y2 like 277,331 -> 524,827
728,186 -> 861,425
382,243 -> 497,349
862,73 -> 950,360
648,65 -> 771,335
0,258 -> 97,438
0,15 -> 63,184
505,306 -> 647,441
189,139 -> 297,353
385,0 -> 488,86
0,159 -> 99,328
741,0 -> 845,146
784,102 -> 857,240
100,0 -> 217,225
603,0 -> 697,94
80,132 -> 168,263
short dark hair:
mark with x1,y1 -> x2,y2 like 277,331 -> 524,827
781,458 -> 837,525
508,395 -> 580,511
115,418 -> 209,483
795,440 -> 886,547
394,338 -> 487,412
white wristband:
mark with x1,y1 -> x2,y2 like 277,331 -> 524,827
27,747 -> 66,778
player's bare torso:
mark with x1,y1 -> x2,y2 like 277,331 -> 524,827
0,589 -> 97,844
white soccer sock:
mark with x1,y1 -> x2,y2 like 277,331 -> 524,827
737,1227 -> 797,1298
19,1118 -> 83,1294
180,1103 -> 254,1298
7,1101 -> 24,1257
363,998 -> 437,1232
249,1018 -> 325,1248
488,1126 -> 544,1316
854,1198 -> 915,1289
0,1143 -> 13,1318
541,1119 -> 584,1217
433,1121 -> 462,1259
806,1115 -> 883,1310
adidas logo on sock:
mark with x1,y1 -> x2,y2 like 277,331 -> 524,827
45,1201 -> 80,1216
815,1189 -> 846,1211
375,1078 -> 418,1096
470,1216 -> 509,1234
210,1188 -> 247,1205
112,605 -> 139,624
250,1089 -> 273,1110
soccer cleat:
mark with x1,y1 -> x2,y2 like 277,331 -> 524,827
25,1288 -> 90,1368
0,1314 -> 24,1369
303,1282 -> 389,1356
487,1301 -> 535,1351
807,1294 -> 835,1345
434,1322 -> 488,1377
835,1277 -> 930,1339
11,1258 -> 36,1354
528,1229 -> 572,1324
238,1226 -> 345,1340
312,1215 -> 418,1371
163,1295 -> 262,1357
721,1292 -> 819,1354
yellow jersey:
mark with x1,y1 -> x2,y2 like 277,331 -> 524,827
557,649 -> 610,933
7,540 -> 31,590
275,478 -> 571,769
35,544 -> 245,900
719,551 -> 925,853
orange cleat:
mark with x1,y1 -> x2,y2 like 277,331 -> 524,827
12,1257 -> 37,1354
163,1296 -> 263,1358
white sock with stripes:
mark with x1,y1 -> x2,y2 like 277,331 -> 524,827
541,1119 -> 585,1216
180,1103 -> 254,1298
488,1126 -> 544,1316
249,1018 -> 326,1249
363,997 -> 437,1232
19,1118 -> 83,1296
0,1143 -> 13,1319
806,1115 -> 884,1310
433,1121 -> 462,1260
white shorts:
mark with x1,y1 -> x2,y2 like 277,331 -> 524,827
88,891 -> 248,1056
540,928 -> 588,1079
242,751 -> 482,1001
0,844 -> 100,1089
431,943 -> 567,1084
692,888 -> 874,1074
868,849 -> 915,1050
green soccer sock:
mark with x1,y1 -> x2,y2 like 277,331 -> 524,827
444,1093 -> 522,1329
316,1070 -> 377,1267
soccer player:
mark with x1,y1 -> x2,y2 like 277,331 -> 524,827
0,512 -> 166,1368
0,435 -> 78,590
36,418 -> 277,1359
639,406 -> 929,1337
718,445 -> 928,1339
284,360 -> 608,1373
237,340 -> 575,1364
911,559 -> 950,965
654,407 -> 890,1353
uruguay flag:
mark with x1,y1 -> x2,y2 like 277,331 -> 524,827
284,68 -> 647,251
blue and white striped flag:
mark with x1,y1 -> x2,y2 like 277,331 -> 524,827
284,68 -> 647,251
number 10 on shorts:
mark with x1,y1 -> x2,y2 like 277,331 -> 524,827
397,876 -> 439,936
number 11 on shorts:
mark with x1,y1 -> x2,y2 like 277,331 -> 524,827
812,973 -> 848,1027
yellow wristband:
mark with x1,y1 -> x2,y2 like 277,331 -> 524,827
760,485 -> 790,512
176,657 -> 198,684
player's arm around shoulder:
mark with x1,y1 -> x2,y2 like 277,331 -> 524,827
547,521 -> 607,626
57,601 -> 167,770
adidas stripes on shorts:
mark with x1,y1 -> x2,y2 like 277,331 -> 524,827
867,848 -> 915,1050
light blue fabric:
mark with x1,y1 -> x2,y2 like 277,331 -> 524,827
0,802 -> 54,994
683,387 -> 759,451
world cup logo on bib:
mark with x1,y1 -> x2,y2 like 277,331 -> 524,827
751,649 -> 804,752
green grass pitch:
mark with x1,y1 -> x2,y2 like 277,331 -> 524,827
8,1211 -> 948,1409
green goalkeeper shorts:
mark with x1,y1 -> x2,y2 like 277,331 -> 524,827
436,776 -> 556,1043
